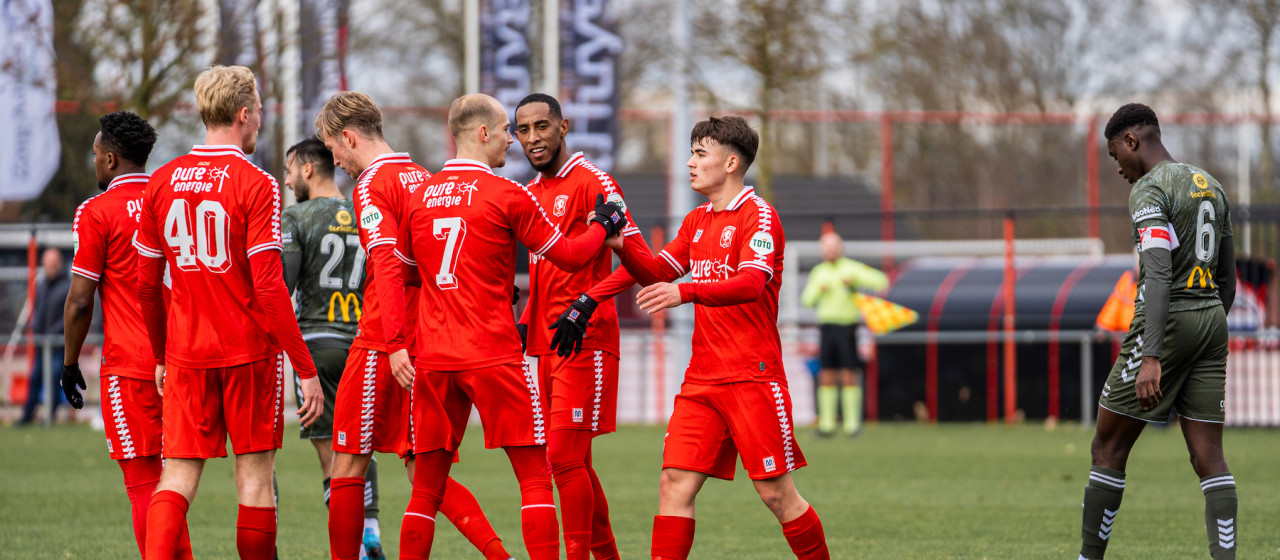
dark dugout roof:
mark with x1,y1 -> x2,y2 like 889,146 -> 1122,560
886,255 -> 1135,332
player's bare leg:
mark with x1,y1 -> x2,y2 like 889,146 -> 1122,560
233,451 -> 278,559
1181,417 -> 1236,559
1079,407 -> 1147,559
652,467 -> 707,560
753,474 -> 829,559
146,458 -> 204,559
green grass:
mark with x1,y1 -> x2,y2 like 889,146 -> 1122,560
2,422 -> 1278,559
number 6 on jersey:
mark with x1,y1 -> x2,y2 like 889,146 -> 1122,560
433,217 -> 466,289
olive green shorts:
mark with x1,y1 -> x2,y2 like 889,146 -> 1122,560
1098,305 -> 1228,423
293,341 -> 349,439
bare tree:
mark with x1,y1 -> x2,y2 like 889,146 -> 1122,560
76,0 -> 207,123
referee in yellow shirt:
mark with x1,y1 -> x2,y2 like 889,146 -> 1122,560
801,232 -> 889,437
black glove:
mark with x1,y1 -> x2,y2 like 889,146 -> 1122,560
589,194 -> 628,238
517,323 -> 528,353
512,284 -> 521,306
62,362 -> 86,409
549,293 -> 599,357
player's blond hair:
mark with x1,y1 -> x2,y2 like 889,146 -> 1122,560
447,93 -> 505,141
194,65 -> 259,128
314,91 -> 384,141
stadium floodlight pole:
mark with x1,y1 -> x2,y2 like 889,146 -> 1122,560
542,0 -> 558,94
464,0 -> 479,94
1237,122 -> 1251,251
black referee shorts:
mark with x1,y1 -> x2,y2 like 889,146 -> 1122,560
818,324 -> 862,370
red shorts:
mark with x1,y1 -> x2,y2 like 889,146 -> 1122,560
101,374 -> 163,460
162,355 -> 285,459
663,381 -> 807,481
414,361 -> 546,453
332,348 -> 411,457
537,350 -> 618,434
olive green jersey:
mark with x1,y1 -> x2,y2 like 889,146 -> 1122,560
281,197 -> 365,340
1129,161 -> 1233,315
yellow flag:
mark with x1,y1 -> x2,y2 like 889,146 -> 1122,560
854,294 -> 919,335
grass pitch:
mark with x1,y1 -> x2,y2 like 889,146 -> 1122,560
2,421 -> 1278,559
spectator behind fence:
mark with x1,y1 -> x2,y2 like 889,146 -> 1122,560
18,248 -> 71,425
800,232 -> 888,437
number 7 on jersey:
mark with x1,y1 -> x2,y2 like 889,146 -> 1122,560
433,217 -> 466,289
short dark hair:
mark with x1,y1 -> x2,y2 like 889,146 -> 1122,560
516,93 -> 563,120
691,115 -> 759,173
99,112 -> 157,166
287,137 -> 335,178
1104,103 -> 1160,141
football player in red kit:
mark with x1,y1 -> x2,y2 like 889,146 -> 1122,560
134,65 -> 323,560
395,93 -> 626,559
594,116 -> 829,560
513,93 -> 637,560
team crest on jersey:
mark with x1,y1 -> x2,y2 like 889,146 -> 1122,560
554,194 -> 569,217
336,209 -> 353,226
719,226 -> 736,248
693,229 -> 704,242
749,231 -> 775,255
1193,173 -> 1209,190
360,206 -> 383,230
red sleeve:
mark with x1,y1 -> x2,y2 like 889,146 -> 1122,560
369,244 -> 408,353
538,224 -> 606,271
249,251 -> 317,378
678,267 -> 768,307
586,266 -> 637,301
245,172 -> 285,257
137,248 -> 167,365
70,203 -> 105,281
135,189 -> 167,364
615,227 -> 686,286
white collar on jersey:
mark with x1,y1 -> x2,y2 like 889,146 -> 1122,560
440,158 -> 494,173
107,173 -> 150,190
190,144 -> 247,158
551,152 -> 587,180
706,185 -> 756,212
369,152 -> 413,166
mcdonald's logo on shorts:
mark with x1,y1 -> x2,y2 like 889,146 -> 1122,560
329,292 -> 362,322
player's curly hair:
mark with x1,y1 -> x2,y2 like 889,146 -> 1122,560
98,111 -> 157,166
516,93 -> 563,120
691,115 -> 759,174
1104,103 -> 1160,141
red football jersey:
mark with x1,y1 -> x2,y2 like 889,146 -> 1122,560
523,153 -> 639,356
655,187 -> 786,384
71,173 -> 154,380
134,145 -> 283,369
350,152 -> 426,355
400,158 -> 567,370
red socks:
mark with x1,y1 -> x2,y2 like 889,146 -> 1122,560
145,490 -> 190,559
587,462 -> 619,560
547,430 -> 593,559
118,456 -> 163,556
401,449 -> 452,559
651,515 -> 696,560
236,504 -> 277,560
328,476 -> 366,559
781,505 -> 830,560
506,445 -> 560,560
439,476 -> 510,560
